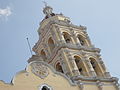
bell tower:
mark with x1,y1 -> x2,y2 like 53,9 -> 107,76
28,5 -> 120,90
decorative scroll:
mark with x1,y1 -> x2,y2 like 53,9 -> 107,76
31,62 -> 49,79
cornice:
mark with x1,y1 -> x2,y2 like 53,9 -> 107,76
47,43 -> 100,64
71,75 -> 118,82
28,55 -> 42,63
40,19 -> 87,32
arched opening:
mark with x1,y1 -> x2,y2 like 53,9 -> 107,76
48,37 -> 55,52
74,56 -> 87,76
41,49 -> 47,61
89,58 -> 103,77
56,62 -> 64,73
41,86 -> 50,90
63,32 -> 72,43
77,35 -> 87,46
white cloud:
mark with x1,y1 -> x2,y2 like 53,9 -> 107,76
0,6 -> 12,17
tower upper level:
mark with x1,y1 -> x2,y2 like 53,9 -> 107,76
31,5 -> 110,80
38,5 -> 71,35
33,5 -> 100,54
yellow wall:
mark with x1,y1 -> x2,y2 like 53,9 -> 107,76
0,61 -> 117,90
0,62 -> 79,90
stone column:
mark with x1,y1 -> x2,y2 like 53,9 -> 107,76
43,43 -> 50,59
56,28 -> 66,44
99,59 -> 111,77
60,59 -> 68,75
85,35 -> 92,46
67,53 -> 81,76
71,30 -> 80,45
80,59 -> 90,76
69,58 -> 81,76
85,58 -> 96,77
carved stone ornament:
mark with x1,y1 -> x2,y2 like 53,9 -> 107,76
31,62 -> 49,79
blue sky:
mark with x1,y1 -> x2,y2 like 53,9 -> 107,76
0,0 -> 120,83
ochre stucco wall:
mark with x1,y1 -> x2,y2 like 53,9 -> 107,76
0,62 -> 117,90
0,62 -> 79,90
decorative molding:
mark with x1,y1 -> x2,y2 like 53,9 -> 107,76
76,81 -> 84,90
45,42 -> 100,65
72,70 -> 80,76
96,80 -> 103,90
71,75 -> 115,82
65,71 -> 71,77
104,72 -> 111,77
28,55 -> 42,63
89,71 -> 96,77
31,62 -> 49,79
34,17 -> 88,49
39,83 -> 53,90
70,60 -> 76,69
50,20 -> 86,30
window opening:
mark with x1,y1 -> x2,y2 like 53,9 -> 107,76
56,62 -> 64,73
74,56 -> 88,76
89,58 -> 103,76
77,35 -> 86,46
41,86 -> 50,90
63,32 -> 72,44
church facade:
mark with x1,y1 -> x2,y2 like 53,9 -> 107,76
0,5 -> 119,90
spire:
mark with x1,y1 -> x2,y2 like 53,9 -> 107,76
43,2 -> 55,19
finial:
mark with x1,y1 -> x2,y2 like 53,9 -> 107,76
43,2 -> 55,18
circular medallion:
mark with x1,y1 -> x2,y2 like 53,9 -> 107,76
31,62 -> 49,79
